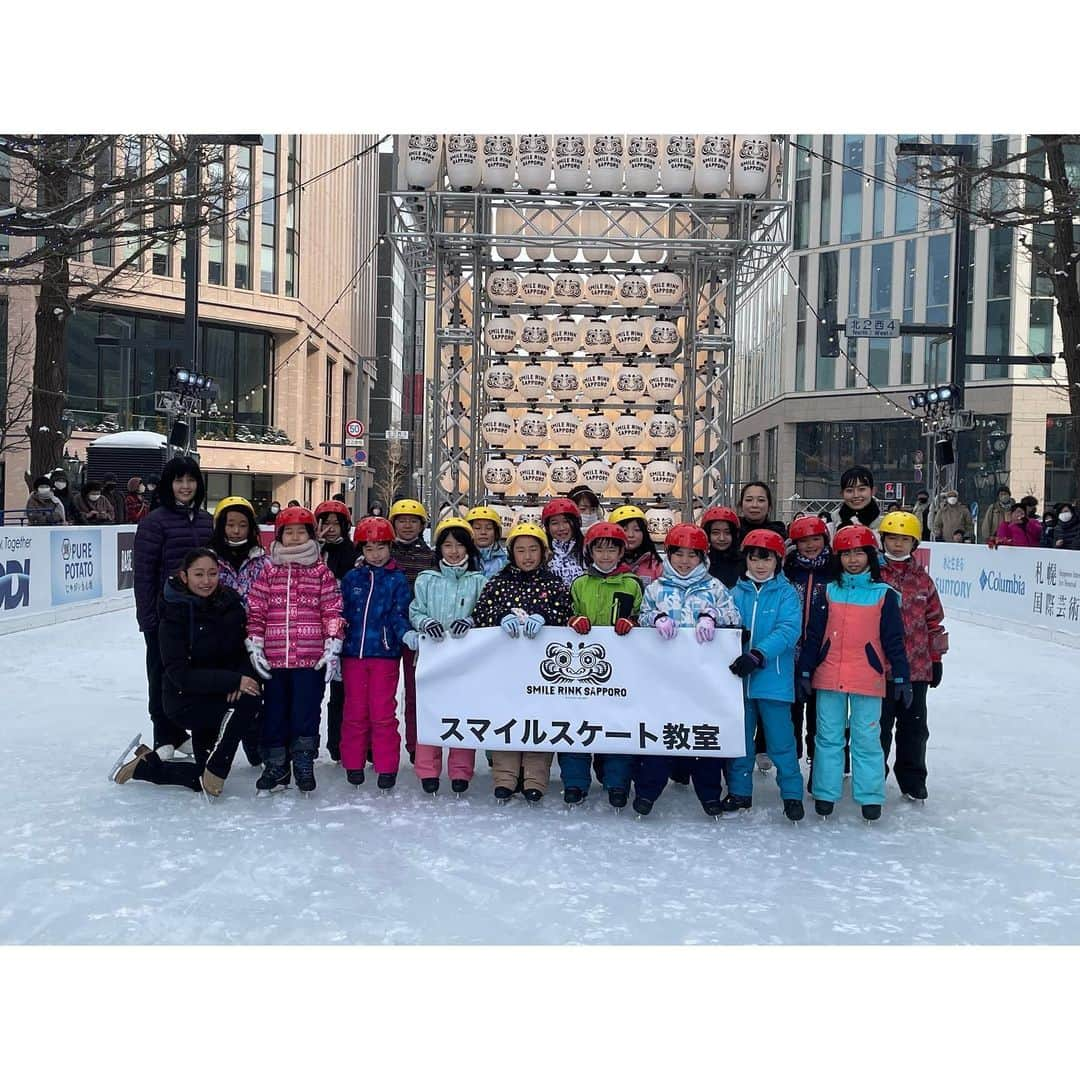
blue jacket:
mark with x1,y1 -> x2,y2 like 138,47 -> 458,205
640,557 -> 740,629
340,558 -> 413,660
410,561 -> 487,629
731,574 -> 802,702
477,543 -> 509,579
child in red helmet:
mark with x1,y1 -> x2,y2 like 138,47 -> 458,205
797,524 -> 911,821
542,497 -> 587,587
701,506 -> 745,589
245,507 -> 345,794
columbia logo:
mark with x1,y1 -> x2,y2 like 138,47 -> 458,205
979,570 -> 989,591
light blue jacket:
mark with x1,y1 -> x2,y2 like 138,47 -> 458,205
477,543 -> 509,580
640,557 -> 739,629
732,574 -> 802,702
409,561 -> 487,630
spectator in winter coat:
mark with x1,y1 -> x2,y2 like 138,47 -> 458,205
110,548 -> 262,796
472,522 -> 574,802
259,501 -> 281,525
100,474 -> 127,525
737,481 -> 787,540
1052,503 -> 1080,549
408,518 -> 487,795
144,475 -> 161,512
124,477 -> 149,524
931,490 -> 974,542
981,486 -> 1014,542
25,476 -> 66,525
73,480 -> 114,525
133,457 -> 213,753
245,507 -> 344,794
994,503 -> 1042,547
50,469 -> 75,521
911,490 -> 933,541
1039,509 -> 1058,547
829,465 -> 885,538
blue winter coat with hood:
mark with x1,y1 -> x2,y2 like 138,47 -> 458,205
340,557 -> 413,659
731,573 -> 802,702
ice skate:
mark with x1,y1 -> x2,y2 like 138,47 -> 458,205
701,799 -> 724,818
201,769 -> 226,799
523,788 -> 544,806
718,794 -> 752,814
608,788 -> 628,813
563,787 -> 585,809
756,752 -> 773,775
814,799 -> 834,818
175,738 -> 194,760
376,772 -> 397,794
421,778 -> 440,796
783,799 -> 805,823
255,758 -> 291,796
903,786 -> 928,804
291,742 -> 316,795
861,803 -> 882,823
451,779 -> 469,797
632,796 -> 654,818
346,769 -> 365,787
108,733 -> 148,783
493,786 -> 514,805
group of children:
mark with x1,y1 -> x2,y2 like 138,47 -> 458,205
143,464 -> 947,824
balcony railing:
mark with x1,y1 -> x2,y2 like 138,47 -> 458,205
67,410 -> 293,447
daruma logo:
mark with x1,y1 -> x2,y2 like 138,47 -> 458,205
540,641 -> 613,686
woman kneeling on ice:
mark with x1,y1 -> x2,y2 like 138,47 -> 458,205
111,548 -> 263,795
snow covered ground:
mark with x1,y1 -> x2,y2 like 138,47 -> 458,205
1,608 -> 1078,945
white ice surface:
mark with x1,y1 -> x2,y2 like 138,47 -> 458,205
1,609 -> 1078,945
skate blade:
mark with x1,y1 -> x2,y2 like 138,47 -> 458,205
903,794 -> 926,805
107,732 -> 143,782
495,797 -> 511,806
256,785 -> 289,798
611,806 -> 623,815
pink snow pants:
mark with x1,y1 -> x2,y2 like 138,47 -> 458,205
413,743 -> 476,781
341,657 -> 401,774
401,644 -> 418,756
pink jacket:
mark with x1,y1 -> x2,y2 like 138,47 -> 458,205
995,519 -> 1042,547
245,560 -> 344,669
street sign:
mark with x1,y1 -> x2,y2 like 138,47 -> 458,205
845,317 -> 900,339
353,449 -> 367,464
344,437 -> 364,448
385,429 -> 409,440
345,419 -> 365,438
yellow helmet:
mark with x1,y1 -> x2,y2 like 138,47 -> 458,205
879,511 -> 922,543
213,495 -> 255,523
506,522 -> 549,552
466,506 -> 503,527
389,498 -> 428,523
434,516 -> 474,542
609,503 -> 647,526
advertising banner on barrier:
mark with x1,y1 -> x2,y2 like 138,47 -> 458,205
50,530 -> 103,605
116,531 -> 135,591
417,626 -> 746,757
925,542 -> 1080,639
0,530 -> 35,614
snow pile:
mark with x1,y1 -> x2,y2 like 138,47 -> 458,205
0,610 -> 1077,944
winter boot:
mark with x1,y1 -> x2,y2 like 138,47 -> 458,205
421,778 -> 440,795
291,737 -> 317,793
377,772 -> 397,791
861,803 -> 882,822
256,749 -> 291,795
451,779 -> 469,795
702,799 -> 724,818
346,769 -> 365,787
523,788 -> 544,804
814,799 -> 834,818
632,796 -> 654,817
784,799 -> 805,822
719,794 -> 752,813
563,787 -> 585,806
493,786 -> 514,803
608,788 -> 628,810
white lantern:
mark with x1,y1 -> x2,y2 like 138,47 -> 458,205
495,505 -> 517,532
589,134 -> 624,195
732,135 -> 771,198
484,313 -> 522,354
445,134 -> 482,191
553,272 -> 584,307
660,135 -> 696,195
524,208 -> 552,262
438,459 -> 469,494
625,134 -> 660,196
494,205 -> 521,260
484,457 -> 515,495
520,271 -> 554,306
582,411 -> 612,447
581,318 -> 613,358
695,134 -> 732,197
519,317 -> 550,356
486,268 -> 520,306
617,274 -> 650,309
483,135 -> 515,192
584,272 -> 618,308
647,412 -> 679,449
614,359 -> 646,402
580,457 -> 611,491
549,458 -> 580,494
645,458 -> 678,496
517,134 -> 552,193
646,506 -> 676,542
481,408 -> 514,448
582,361 -> 613,400
636,206 -> 668,264
613,320 -> 647,357
516,358 -> 550,399
405,134 -> 442,190
550,317 -> 581,357
514,504 -> 542,526
613,412 -> 646,450
646,364 -> 680,404
580,207 -> 608,264
549,409 -> 581,449
484,359 -> 516,401
517,409 -> 548,449
649,271 -> 686,306
550,210 -> 580,261
612,457 -> 645,497
554,135 -> 587,194
647,318 -> 680,356
517,457 -> 549,494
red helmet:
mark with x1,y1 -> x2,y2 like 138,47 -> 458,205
664,523 -> 709,553
741,529 -> 786,559
700,506 -> 740,531
788,515 -> 828,542
833,524 -> 879,552
584,521 -> 627,548
314,500 -> 352,527
275,506 -> 316,533
542,497 -> 581,522
353,516 -> 395,544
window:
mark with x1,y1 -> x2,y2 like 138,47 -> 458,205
984,227 -> 1013,377
894,134 -> 918,234
765,427 -> 778,489
841,135 -> 864,242
794,255 -> 808,390
121,136 -> 143,268
820,135 -> 832,245
793,135 -> 811,250
285,136 -> 300,297
93,142 -> 114,268
234,146 -> 252,289
0,299 -> 8,411
868,243 -> 892,385
846,247 -> 861,387
816,251 -> 838,390
324,481 -> 333,503
325,357 -> 335,454
927,134 -> 944,230
1030,222 -> 1055,365
990,135 -> 1010,214
151,143 -> 172,277
207,153 -> 225,286
872,135 -> 887,238
926,233 -> 951,384
0,150 -> 9,206
260,135 -> 277,293
304,477 -> 315,507
901,239 -> 916,384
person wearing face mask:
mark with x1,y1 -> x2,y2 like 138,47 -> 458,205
931,489 -> 974,543
992,502 -> 1042,548
144,475 -> 161,512
260,499 -> 282,525
1052,503 -> 1080,549
25,475 -> 66,526
100,473 -> 127,525
124,477 -> 149,524
567,484 -> 602,530
133,457 -> 214,755
1039,508 -> 1058,548
911,490 -> 932,541
981,486 -> 1013,542
73,480 -> 115,525
50,469 -> 75,521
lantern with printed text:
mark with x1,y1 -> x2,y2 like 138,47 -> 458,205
445,134 -> 481,191
517,134 -> 552,193
582,318 -> 613,358
660,135 -> 696,195
582,360 -> 613,400
405,134 -> 442,190
486,267 -> 520,305
554,135 -> 588,194
549,409 -> 581,449
589,134 -> 624,195
613,411 -> 646,450
483,135 -> 515,192
484,313 -> 521,354
732,135 -> 771,198
554,272 -> 584,306
612,457 -> 645,498
695,134 -> 732,197
516,358 -> 550,398
517,457 -> 549,495
481,408 -> 514,449
645,458 -> 678,497
549,458 -> 580,494
517,410 -> 548,449
484,359 -> 516,401
625,135 -> 660,196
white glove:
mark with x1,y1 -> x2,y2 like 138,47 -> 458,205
314,637 -> 343,684
245,637 -> 272,680
523,613 -> 545,639
402,629 -> 420,651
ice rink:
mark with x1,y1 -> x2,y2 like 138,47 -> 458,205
2,608 -> 1078,945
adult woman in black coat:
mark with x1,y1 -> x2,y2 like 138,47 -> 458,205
737,481 -> 788,540
111,549 -> 262,795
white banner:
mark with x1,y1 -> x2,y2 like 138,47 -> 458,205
417,626 -> 746,757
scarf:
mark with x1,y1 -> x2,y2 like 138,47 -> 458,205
270,538 -> 321,566
835,498 -> 881,528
